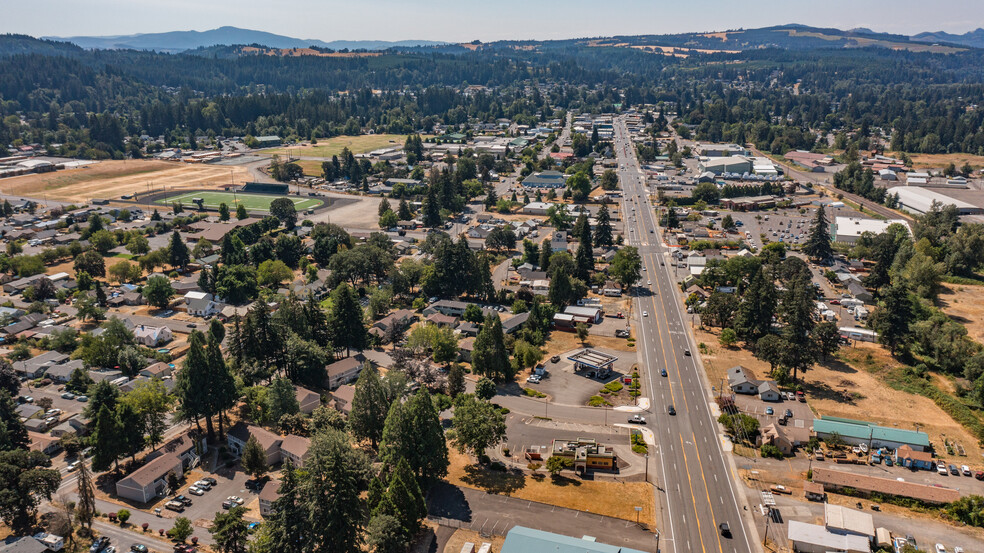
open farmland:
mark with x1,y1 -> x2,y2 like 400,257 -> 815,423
260,134 -> 409,159
0,160 -> 250,203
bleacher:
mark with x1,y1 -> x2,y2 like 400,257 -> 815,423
241,182 -> 289,195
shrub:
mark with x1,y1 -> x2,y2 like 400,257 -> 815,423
603,381 -> 623,393
588,395 -> 611,407
760,444 -> 784,459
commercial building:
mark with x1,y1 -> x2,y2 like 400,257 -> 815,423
811,467 -> 959,504
698,156 -> 752,175
501,526 -> 648,553
813,416 -> 930,451
698,143 -> 748,157
824,504 -> 875,542
831,217 -> 910,244
787,520 -> 870,553
887,186 -> 984,215
568,349 -> 618,377
521,170 -> 567,189
551,438 -> 617,473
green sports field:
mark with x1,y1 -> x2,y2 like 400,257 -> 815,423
157,191 -> 323,212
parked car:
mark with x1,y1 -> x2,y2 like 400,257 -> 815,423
175,494 -> 193,506
188,486 -> 204,496
526,375 -> 541,384
935,544 -> 947,553
61,392 -> 76,399
201,477 -> 217,486
221,500 -> 235,510
975,471 -> 984,481
193,480 -> 211,490
949,464 -> 960,475
550,355 -> 560,363
937,463 -> 948,475
765,407 -> 774,415
784,409 -> 793,419
130,545 -> 148,553
248,522 -> 261,533
795,391 -> 805,402
76,395 -> 89,402
962,465 -> 972,476
227,496 -> 244,505
627,415 -> 646,424
164,500 -> 185,512
90,536 -> 110,553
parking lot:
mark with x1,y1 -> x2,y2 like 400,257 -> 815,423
525,347 -> 636,406
152,464 -> 258,523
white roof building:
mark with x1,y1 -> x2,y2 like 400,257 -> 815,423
832,217 -> 910,244
824,504 -> 875,539
787,520 -> 871,553
887,186 -> 983,215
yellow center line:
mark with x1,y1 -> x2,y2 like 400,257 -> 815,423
680,433 -> 709,553
693,431 -> 726,553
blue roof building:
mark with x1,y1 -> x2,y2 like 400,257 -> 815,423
502,527 -> 650,553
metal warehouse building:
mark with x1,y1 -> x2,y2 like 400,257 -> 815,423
887,186 -> 984,215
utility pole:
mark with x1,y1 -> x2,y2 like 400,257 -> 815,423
644,453 -> 649,483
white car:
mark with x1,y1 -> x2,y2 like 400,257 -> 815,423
227,496 -> 244,505
66,461 -> 80,472
937,463 -> 948,475
936,544 -> 947,553
961,465 -> 971,476
194,480 -> 211,489
647,280 -> 652,286
188,486 -> 205,496
642,311 -> 648,317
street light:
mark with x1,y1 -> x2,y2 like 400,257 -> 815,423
644,453 -> 649,482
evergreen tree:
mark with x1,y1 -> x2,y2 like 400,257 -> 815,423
218,202 -> 231,222
803,205 -> 833,261
666,207 -> 679,229
265,461 -> 308,552
594,204 -> 614,247
348,366 -> 389,448
373,458 -> 426,538
472,313 -> 512,381
422,186 -> 442,228
168,230 -> 190,268
733,267 -> 777,347
210,505 -> 249,553
575,240 -> 593,282
378,198 -> 391,218
870,281 -> 913,354
91,405 -> 123,472
397,198 -> 412,221
327,283 -> 367,356
379,389 -> 449,488
266,377 -> 300,425
241,436 -> 269,480
301,428 -> 371,553
236,203 -> 248,220
538,240 -> 552,271
175,331 -> 216,440
76,458 -> 95,531
447,363 -> 465,398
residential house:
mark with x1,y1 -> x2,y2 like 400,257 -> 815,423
325,356 -> 367,389
115,432 -> 206,503
602,281 -> 622,297
331,384 -> 356,416
501,312 -> 530,335
133,324 -> 173,347
727,365 -> 781,401
893,444 -> 935,470
804,482 -> 826,502
259,479 -> 280,517
0,536 -> 49,553
846,281 -> 872,303
563,306 -> 602,324
13,351 -> 68,379
50,416 -> 86,438
227,423 -> 284,466
758,380 -> 782,402
16,404 -> 44,420
458,337 -> 475,363
370,309 -> 415,343
456,321 -> 480,337
139,362 -> 174,379
279,434 -> 312,468
42,359 -> 84,384
760,424 -> 794,455
426,313 -> 459,328
295,386 -> 320,414
422,300 -> 494,319
184,291 -> 219,317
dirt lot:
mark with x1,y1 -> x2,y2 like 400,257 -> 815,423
1,160 -> 250,203
891,151 -> 984,170
441,529 -> 505,553
260,134 -> 409,159
543,329 -> 635,358
937,282 -> 984,344
446,449 -> 655,526
694,327 -> 984,461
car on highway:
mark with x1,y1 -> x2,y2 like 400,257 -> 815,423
719,522 -> 732,537
667,405 -> 676,416
660,368 -> 667,377
627,415 -> 646,424
683,350 -> 691,356
642,311 -> 648,317
90,537 -> 110,552
67,460 -> 80,472
647,280 -> 651,286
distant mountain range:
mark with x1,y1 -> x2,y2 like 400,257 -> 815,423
43,26 -> 447,53
29,24 -> 984,55
911,28 -> 984,48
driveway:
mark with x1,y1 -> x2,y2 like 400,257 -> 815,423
522,348 -> 634,407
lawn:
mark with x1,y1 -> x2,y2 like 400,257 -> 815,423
158,191 -> 323,212
259,134 -> 410,159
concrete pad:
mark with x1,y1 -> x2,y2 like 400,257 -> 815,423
614,423 -> 655,446
613,397 -> 650,412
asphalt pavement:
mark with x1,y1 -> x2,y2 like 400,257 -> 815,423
613,119 -> 759,553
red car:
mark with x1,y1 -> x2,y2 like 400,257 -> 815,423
829,299 -> 840,305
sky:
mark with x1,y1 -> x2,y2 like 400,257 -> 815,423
4,0 -> 984,42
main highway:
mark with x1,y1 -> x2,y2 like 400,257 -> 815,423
613,118 -> 758,553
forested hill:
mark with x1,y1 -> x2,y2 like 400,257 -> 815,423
5,28 -> 984,160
